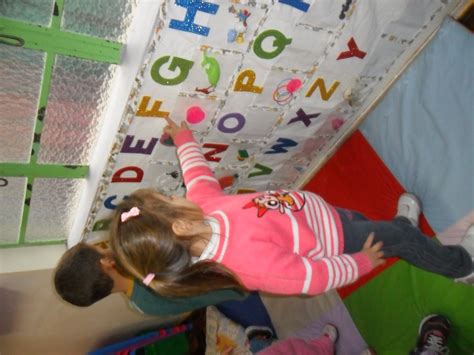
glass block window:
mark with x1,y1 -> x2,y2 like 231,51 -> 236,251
61,0 -> 139,43
0,177 -> 27,243
38,55 -> 117,165
0,0 -> 130,248
0,46 -> 45,163
0,0 -> 54,27
25,178 -> 85,242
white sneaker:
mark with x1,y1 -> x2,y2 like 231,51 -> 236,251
322,324 -> 338,343
454,259 -> 474,285
460,224 -> 474,257
396,193 -> 421,227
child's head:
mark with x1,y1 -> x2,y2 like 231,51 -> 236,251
54,243 -> 114,307
109,188 -> 241,297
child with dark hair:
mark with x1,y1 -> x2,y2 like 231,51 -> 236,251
53,242 -> 246,312
54,243 -> 114,307
107,117 -> 474,298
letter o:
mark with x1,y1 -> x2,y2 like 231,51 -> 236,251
217,113 -> 246,133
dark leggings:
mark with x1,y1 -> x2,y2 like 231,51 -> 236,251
337,208 -> 473,279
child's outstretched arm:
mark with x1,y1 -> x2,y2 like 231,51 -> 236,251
164,117 -> 223,200
245,236 -> 384,295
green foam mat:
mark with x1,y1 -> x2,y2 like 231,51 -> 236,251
344,261 -> 474,354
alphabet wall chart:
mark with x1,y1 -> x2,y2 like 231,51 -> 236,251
84,0 -> 455,242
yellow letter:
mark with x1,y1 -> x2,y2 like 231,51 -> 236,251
234,69 -> 263,94
136,96 -> 170,118
306,78 -> 340,101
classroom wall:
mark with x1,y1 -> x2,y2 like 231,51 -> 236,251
0,269 -> 183,355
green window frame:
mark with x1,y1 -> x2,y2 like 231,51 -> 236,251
0,0 -> 123,248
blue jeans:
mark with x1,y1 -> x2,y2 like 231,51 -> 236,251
337,208 -> 473,279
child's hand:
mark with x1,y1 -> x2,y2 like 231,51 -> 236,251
163,117 -> 189,140
362,232 -> 385,267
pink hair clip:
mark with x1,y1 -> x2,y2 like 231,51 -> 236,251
142,273 -> 155,286
121,207 -> 140,222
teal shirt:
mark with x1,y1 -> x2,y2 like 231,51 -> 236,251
128,280 -> 246,316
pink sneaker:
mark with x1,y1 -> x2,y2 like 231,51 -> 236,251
396,193 -> 421,227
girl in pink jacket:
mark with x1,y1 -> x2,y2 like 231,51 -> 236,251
109,118 -> 474,297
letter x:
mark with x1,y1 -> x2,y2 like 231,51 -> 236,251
288,108 -> 321,127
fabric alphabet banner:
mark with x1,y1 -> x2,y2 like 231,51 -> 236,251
85,0 -> 454,241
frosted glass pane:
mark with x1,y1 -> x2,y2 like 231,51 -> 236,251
0,177 -> 26,244
0,0 -> 54,26
25,178 -> 85,242
38,55 -> 117,165
0,46 -> 44,163
62,0 -> 138,42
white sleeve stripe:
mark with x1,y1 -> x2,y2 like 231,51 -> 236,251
345,256 -> 356,283
320,198 -> 338,255
179,145 -> 200,156
187,176 -> 219,190
180,150 -> 203,163
333,257 -> 346,287
346,255 -> 358,282
302,194 -> 316,235
339,256 -> 351,284
341,255 -> 356,283
286,210 -> 300,254
308,248 -> 324,260
177,142 -> 199,154
301,257 -> 312,294
309,195 -> 326,254
329,257 -> 341,289
322,258 -> 334,292
329,257 -> 340,288
212,211 -> 230,263
181,156 -> 206,169
307,196 -> 323,256
317,198 -> 334,256
182,162 -> 209,174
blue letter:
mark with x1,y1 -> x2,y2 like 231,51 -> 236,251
169,0 -> 219,37
278,0 -> 310,12
265,138 -> 298,154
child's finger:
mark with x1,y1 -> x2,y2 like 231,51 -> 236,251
363,232 -> 375,249
376,259 -> 386,267
180,121 -> 189,129
164,116 -> 177,128
372,241 -> 383,251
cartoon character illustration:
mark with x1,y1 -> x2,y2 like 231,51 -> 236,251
227,5 -> 251,44
243,191 -> 306,217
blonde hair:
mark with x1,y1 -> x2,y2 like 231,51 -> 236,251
109,188 -> 243,297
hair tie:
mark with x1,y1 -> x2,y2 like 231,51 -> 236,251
121,207 -> 140,222
142,273 -> 155,286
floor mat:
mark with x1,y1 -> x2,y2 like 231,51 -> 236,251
293,301 -> 368,355
304,130 -> 474,353
344,261 -> 474,354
